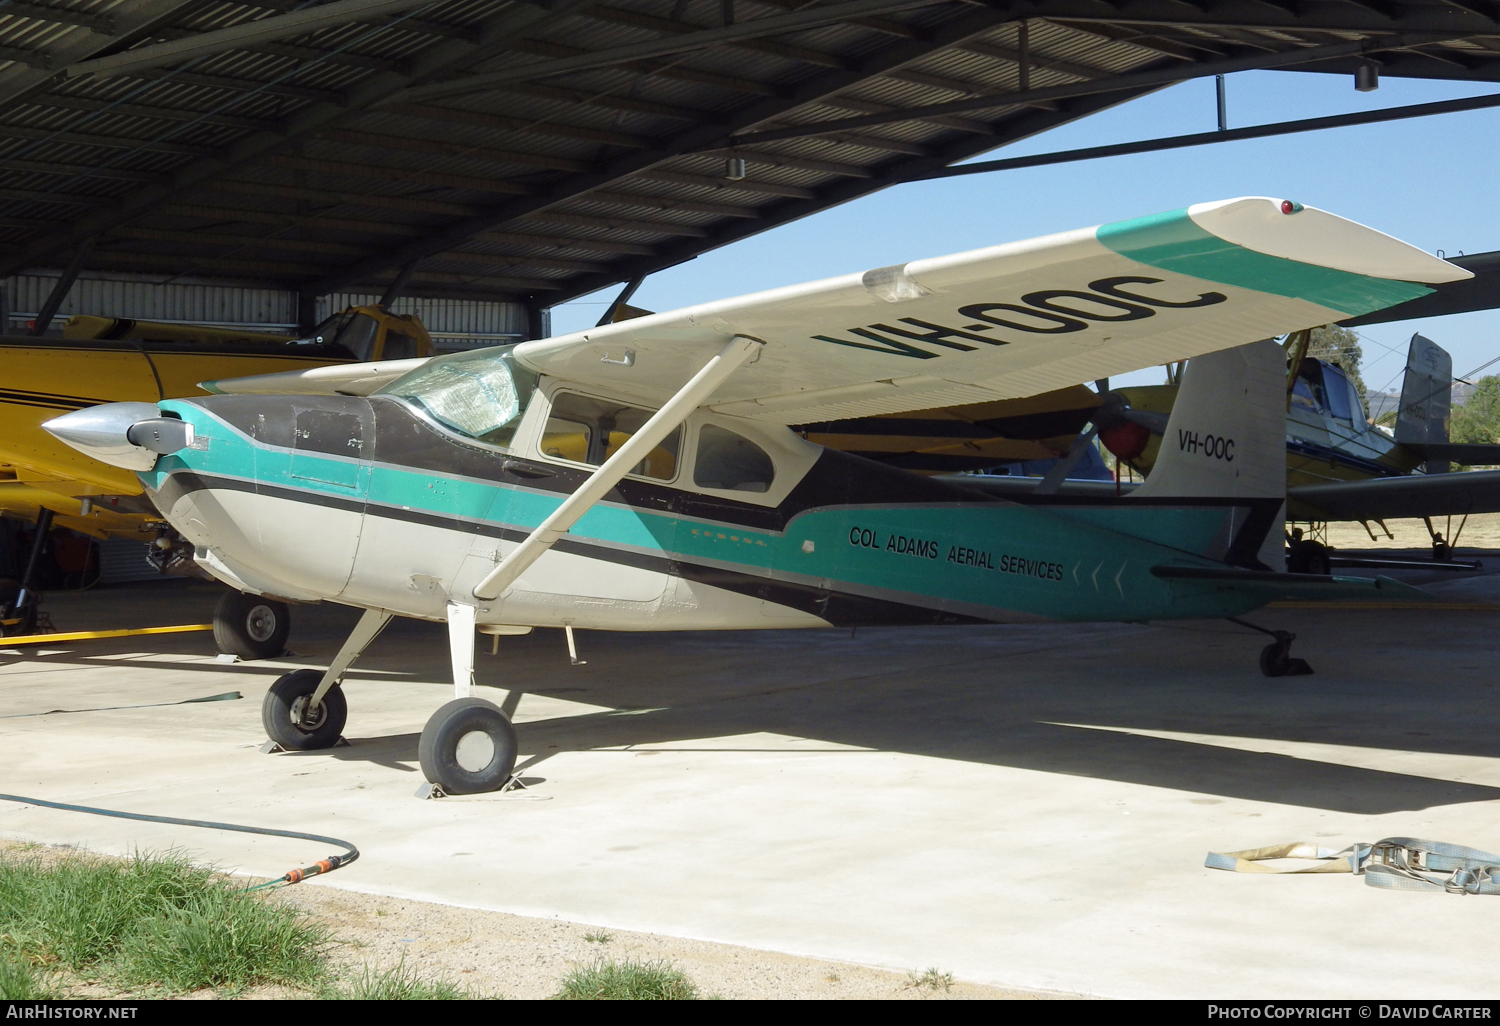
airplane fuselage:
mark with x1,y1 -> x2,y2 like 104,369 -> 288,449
139,390 -> 1287,631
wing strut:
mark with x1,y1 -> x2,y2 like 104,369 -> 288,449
471,334 -> 765,601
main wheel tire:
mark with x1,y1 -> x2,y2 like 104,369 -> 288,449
262,668 -> 346,750
418,698 -> 518,795
1287,541 -> 1331,575
1260,642 -> 1290,677
215,591 -> 290,660
0,577 -> 36,636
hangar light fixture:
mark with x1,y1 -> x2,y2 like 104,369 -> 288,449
1356,63 -> 1379,92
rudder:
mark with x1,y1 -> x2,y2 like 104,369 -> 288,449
1394,333 -> 1452,473
1132,339 -> 1287,569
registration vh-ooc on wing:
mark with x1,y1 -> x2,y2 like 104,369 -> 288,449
44,197 -> 1467,796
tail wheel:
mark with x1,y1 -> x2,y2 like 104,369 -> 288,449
262,668 -> 347,750
214,591 -> 290,660
418,698 -> 518,795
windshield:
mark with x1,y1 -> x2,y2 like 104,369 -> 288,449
377,346 -> 538,449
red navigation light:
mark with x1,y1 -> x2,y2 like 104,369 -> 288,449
1280,200 -> 1304,214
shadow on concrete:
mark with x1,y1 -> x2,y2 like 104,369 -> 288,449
20,584 -> 1500,815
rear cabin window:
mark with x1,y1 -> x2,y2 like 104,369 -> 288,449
377,346 -> 536,449
541,392 -> 680,481
694,424 -> 775,493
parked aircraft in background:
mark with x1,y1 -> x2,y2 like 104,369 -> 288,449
1092,333 -> 1500,570
46,198 -> 1460,795
0,306 -> 434,648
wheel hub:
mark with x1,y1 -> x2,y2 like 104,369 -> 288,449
245,604 -> 277,643
290,695 -> 326,731
454,730 -> 495,772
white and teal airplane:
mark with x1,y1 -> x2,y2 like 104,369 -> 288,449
44,197 -> 1465,795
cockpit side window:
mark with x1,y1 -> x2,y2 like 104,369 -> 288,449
380,330 -> 420,361
694,424 -> 775,492
330,313 -> 381,362
375,346 -> 538,449
540,392 -> 680,480
1321,363 -> 1354,423
1293,361 -> 1333,417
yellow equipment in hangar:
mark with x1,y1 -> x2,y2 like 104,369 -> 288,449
0,305 -> 434,545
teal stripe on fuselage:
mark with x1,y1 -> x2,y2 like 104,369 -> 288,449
1096,208 -> 1431,317
146,401 -> 1273,623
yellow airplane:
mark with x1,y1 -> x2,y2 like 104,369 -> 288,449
0,305 -> 434,644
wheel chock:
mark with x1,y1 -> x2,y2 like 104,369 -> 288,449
259,736 -> 349,755
415,776 -> 530,800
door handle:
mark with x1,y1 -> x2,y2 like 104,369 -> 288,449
502,459 -> 554,479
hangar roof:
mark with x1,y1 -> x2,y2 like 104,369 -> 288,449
0,0 -> 1497,314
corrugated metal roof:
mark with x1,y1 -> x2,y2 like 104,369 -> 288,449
0,0 -> 1491,319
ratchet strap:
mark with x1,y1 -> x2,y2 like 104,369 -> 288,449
1206,837 -> 1500,895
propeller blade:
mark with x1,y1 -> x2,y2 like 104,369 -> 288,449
1033,424 -> 1100,496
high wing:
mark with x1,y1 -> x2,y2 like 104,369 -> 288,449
512,198 -> 1467,425
1289,470 -> 1500,522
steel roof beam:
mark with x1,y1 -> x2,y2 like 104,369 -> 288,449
63,0 -> 452,80
385,0 -> 960,104
108,225 -> 610,272
305,4 -> 1017,295
1032,0 -> 1496,33
0,157 -> 158,182
725,32 -> 1461,145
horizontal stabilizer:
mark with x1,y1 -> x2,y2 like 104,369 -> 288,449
1402,442 -> 1500,466
1151,564 -> 1429,601
199,357 -> 430,396
1289,468 -> 1500,521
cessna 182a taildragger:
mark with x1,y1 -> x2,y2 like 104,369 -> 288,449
44,198 -> 1464,796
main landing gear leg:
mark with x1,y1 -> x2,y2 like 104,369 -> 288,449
261,607 -> 391,751
1227,617 -> 1314,678
417,603 -> 518,796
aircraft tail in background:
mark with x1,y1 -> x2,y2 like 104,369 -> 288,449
1394,333 -> 1453,473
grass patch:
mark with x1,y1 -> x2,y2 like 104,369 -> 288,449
0,949 -> 56,999
323,960 -> 470,1000
906,967 -> 954,993
554,958 -> 699,1000
583,931 -> 613,944
0,848 -> 327,995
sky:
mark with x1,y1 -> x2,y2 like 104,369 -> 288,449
548,68 -> 1500,397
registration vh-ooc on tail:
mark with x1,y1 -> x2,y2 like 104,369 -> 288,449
44,197 -> 1466,796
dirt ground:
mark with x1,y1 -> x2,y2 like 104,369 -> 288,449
0,840 -> 1063,1000
1319,511 -> 1500,551
286,881 -> 1071,1000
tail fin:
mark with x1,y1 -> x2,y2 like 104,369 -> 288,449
1394,333 -> 1452,472
1132,339 -> 1287,569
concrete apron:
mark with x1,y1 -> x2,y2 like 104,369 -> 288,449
1,584 -> 1498,999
